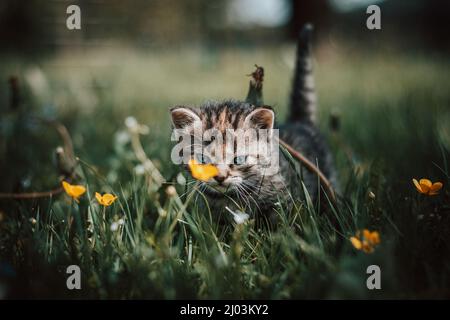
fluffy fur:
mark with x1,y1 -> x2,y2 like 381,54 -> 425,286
170,24 -> 336,217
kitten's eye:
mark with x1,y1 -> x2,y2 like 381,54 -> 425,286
195,153 -> 212,164
233,155 -> 248,165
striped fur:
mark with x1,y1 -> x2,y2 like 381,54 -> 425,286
289,23 -> 317,124
169,25 -> 337,218
170,99 -> 336,217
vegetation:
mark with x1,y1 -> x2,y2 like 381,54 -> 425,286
0,44 -> 449,298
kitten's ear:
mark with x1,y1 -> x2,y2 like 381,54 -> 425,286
170,107 -> 201,129
244,107 -> 275,129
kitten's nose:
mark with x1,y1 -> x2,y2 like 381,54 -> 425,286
214,175 -> 226,184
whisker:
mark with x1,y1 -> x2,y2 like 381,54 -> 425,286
235,186 -> 252,212
237,183 -> 261,213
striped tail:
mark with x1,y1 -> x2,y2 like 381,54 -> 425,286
289,24 -> 316,124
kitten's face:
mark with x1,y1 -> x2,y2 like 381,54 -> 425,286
170,101 -> 276,198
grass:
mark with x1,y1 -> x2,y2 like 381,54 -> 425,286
0,43 -> 449,299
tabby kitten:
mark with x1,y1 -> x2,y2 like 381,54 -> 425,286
170,25 -> 336,215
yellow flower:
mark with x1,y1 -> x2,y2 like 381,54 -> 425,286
412,178 -> 443,196
62,181 -> 86,202
363,229 -> 380,245
95,192 -> 118,206
350,229 -> 380,254
188,158 -> 219,182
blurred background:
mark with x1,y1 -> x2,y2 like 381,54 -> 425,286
1,0 -> 450,51
0,0 -> 449,192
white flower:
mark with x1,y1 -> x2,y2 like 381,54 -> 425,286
24,67 -> 49,99
115,130 -> 130,145
110,222 -> 119,232
125,116 -> 138,129
118,218 -> 125,225
134,164 -> 145,175
225,206 -> 249,224
125,116 -> 149,134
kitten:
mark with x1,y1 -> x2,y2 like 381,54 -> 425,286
170,25 -> 336,216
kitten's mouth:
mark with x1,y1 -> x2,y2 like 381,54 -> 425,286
201,183 -> 236,198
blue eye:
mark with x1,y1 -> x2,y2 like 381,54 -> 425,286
233,155 -> 247,165
195,153 -> 212,164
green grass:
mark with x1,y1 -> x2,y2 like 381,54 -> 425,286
0,44 -> 449,299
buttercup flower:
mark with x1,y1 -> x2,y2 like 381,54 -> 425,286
95,192 -> 118,206
350,229 -> 380,254
188,158 -> 219,182
62,181 -> 86,202
413,178 -> 443,196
